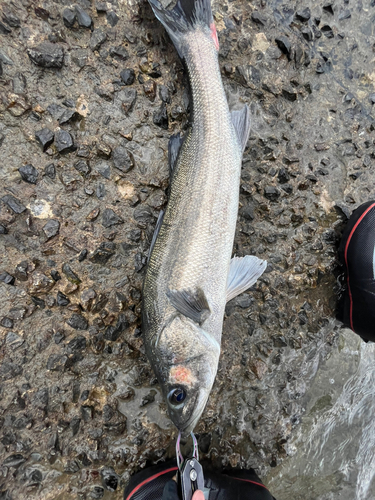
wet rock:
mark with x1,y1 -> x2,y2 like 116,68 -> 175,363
51,270 -> 61,282
18,164 -> 39,184
143,79 -> 157,101
56,291 -> 70,306
63,8 -> 76,28
90,29 -> 107,51
0,317 -> 13,328
264,186 -> 280,201
75,6 -> 92,28
3,454 -> 26,468
295,8 -> 311,22
110,46 -> 129,60
1,194 -> 25,214
35,128 -> 54,151
321,25 -> 334,38
2,8 -> 20,28
101,467 -> 119,491
55,130 -> 75,154
67,314 -> 88,331
107,11 -> 119,27
275,36 -> 292,60
14,261 -> 28,281
112,146 -> 133,173
74,160 -> 91,177
67,335 -> 87,352
251,11 -> 267,25
29,272 -> 55,294
90,242 -> 116,264
0,224 -> 8,234
58,109 -> 81,125
43,219 -> 60,239
6,332 -> 24,349
121,88 -> 137,114
153,102 -> 169,129
104,314 -> 128,341
47,354 -> 68,371
134,205 -> 154,227
0,272 -> 15,285
27,43 -> 64,68
102,208 -> 124,228
62,263 -> 81,284
120,68 -> 135,85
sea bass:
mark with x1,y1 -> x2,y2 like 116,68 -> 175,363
143,0 -> 267,433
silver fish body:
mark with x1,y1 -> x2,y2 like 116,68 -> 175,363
143,0 -> 266,433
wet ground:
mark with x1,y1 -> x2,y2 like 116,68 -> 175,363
0,0 -> 374,498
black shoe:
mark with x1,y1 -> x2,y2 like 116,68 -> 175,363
338,200 -> 375,342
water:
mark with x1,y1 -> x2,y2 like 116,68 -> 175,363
266,329 -> 375,500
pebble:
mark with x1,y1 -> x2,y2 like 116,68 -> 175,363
2,9 -> 20,28
153,102 -> 169,129
62,263 -> 81,284
14,261 -> 28,281
55,130 -> 75,154
90,242 -> 116,264
35,128 -> 54,151
0,224 -> 8,234
110,46 -> 129,60
102,208 -> 124,228
338,9 -> 351,20
75,5 -> 92,28
67,335 -> 86,352
106,11 -> 119,27
90,29 -> 107,51
112,146 -> 133,173
12,73 -> 27,94
133,205 -> 154,227
27,42 -> 64,68
0,317 -> 13,328
251,11 -> 267,25
104,314 -> 128,341
18,164 -> 39,184
57,291 -> 70,306
120,68 -> 135,85
74,160 -> 91,177
67,314 -> 88,330
368,93 -> 375,104
0,272 -> 15,285
2,193 -> 26,213
121,88 -> 137,114
43,219 -> 60,239
3,454 -> 26,468
51,270 -> 61,281
32,296 -> 45,308
62,8 -> 76,28
44,164 -> 56,179
321,25 -> 334,38
78,249 -> 88,262
29,272 -> 55,294
143,79 -> 157,101
101,467 -> 119,491
47,354 -> 68,371
264,186 -> 281,201
159,85 -> 171,103
81,405 -> 93,421
275,36 -> 292,60
295,7 -> 311,22
58,109 -> 81,125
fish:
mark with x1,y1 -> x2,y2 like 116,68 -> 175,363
142,0 -> 267,434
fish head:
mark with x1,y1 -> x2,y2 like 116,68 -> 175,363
155,314 -> 220,434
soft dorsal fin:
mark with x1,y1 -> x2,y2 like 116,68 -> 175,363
226,255 -> 267,302
230,105 -> 251,154
167,287 -> 210,325
148,210 -> 164,261
168,133 -> 184,177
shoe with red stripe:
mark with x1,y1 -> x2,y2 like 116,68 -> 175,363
338,200 -> 375,342
124,460 -> 276,500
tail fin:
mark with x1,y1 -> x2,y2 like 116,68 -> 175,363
148,0 -> 219,57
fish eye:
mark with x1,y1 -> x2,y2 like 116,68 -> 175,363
168,387 -> 186,406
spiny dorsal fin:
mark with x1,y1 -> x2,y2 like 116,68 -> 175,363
148,210 -> 164,262
167,287 -> 210,324
168,133 -> 184,178
230,105 -> 251,154
226,255 -> 267,302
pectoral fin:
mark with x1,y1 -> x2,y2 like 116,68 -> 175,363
226,255 -> 267,302
167,287 -> 210,325
231,105 -> 251,154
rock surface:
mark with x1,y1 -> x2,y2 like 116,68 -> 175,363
0,0 -> 373,498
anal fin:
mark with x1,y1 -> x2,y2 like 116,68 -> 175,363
226,255 -> 267,303
167,287 -> 210,325
230,105 -> 251,154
